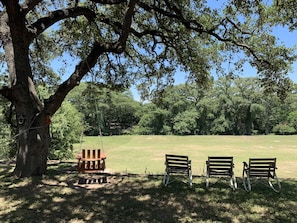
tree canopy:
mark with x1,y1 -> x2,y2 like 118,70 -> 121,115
0,0 -> 296,177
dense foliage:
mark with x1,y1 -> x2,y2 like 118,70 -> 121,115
68,77 -> 297,137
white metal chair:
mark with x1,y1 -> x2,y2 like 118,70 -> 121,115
242,158 -> 281,193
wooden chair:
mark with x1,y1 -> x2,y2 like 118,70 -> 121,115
163,154 -> 192,187
76,149 -> 106,173
242,158 -> 281,193
206,156 -> 237,190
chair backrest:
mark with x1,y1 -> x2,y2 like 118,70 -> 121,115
207,156 -> 234,176
165,154 -> 191,173
248,158 -> 277,178
82,149 -> 101,159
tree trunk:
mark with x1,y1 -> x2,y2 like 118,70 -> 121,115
12,77 -> 50,178
245,104 -> 252,135
13,110 -> 51,177
265,105 -> 271,135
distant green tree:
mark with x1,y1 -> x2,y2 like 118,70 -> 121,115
211,77 -> 236,134
233,78 -> 266,135
154,85 -> 197,133
133,104 -> 170,135
173,109 -> 198,135
272,123 -> 295,135
196,95 -> 217,135
280,84 -> 297,133
67,83 -> 140,135
49,102 -> 83,160
105,90 -> 141,135
66,83 -> 106,136
287,111 -> 297,132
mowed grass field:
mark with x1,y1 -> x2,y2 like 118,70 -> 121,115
74,135 -> 297,178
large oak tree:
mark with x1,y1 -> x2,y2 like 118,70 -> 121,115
0,0 -> 295,177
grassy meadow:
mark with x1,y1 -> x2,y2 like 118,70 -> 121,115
73,135 -> 297,178
1,135 -> 297,223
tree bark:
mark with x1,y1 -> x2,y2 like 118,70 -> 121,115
245,104 -> 252,135
14,111 -> 51,177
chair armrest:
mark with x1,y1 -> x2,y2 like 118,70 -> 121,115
243,161 -> 248,169
101,152 -> 107,159
76,154 -> 82,160
188,160 -> 192,169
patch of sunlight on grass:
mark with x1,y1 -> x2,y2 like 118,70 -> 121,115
250,204 -> 268,215
69,219 -> 102,223
1,199 -> 24,214
52,196 -> 66,203
135,194 -> 151,201
8,179 -> 32,188
28,200 -> 43,209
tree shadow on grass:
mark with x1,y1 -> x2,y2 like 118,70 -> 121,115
0,162 -> 296,223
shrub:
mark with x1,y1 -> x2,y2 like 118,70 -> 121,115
272,123 -> 296,135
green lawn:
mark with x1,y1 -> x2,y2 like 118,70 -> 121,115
1,135 -> 297,223
74,135 -> 297,178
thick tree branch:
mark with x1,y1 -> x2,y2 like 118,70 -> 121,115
208,29 -> 270,65
44,41 -> 124,115
27,7 -> 96,41
99,0 -> 137,44
0,86 -> 13,102
138,1 -> 182,22
206,17 -> 271,66
0,0 -> 8,5
97,2 -> 170,45
224,17 -> 254,35
44,42 -> 102,115
138,1 -> 205,32
119,0 -> 138,44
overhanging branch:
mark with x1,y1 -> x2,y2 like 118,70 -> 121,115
138,1 -> 270,66
27,7 -> 96,41
0,86 -> 13,102
44,1 -> 137,115
118,0 -> 138,44
44,40 -> 124,115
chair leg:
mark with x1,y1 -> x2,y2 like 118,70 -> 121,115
230,175 -> 237,190
268,175 -> 281,193
189,170 -> 193,187
242,170 -> 251,192
206,173 -> 210,189
163,172 -> 170,186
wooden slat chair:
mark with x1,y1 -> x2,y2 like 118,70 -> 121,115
242,158 -> 281,193
163,154 -> 192,187
76,149 -> 106,173
206,156 -> 237,190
